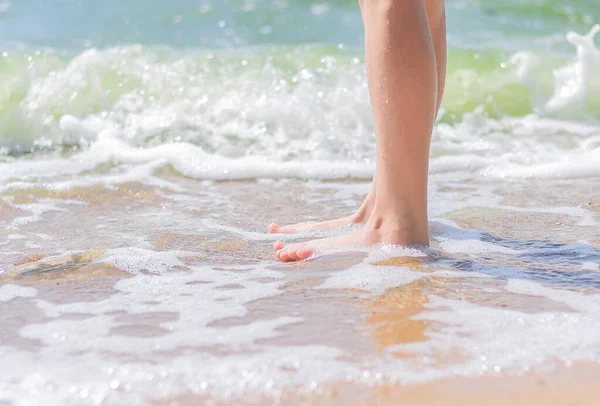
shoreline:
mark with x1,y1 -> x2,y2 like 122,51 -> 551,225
1,178 -> 599,405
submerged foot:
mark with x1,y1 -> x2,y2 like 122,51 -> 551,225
274,217 -> 428,262
268,215 -> 359,234
269,194 -> 374,234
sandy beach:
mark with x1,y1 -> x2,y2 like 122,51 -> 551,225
2,1 -> 600,404
2,177 -> 599,404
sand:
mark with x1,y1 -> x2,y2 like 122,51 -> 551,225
1,177 -> 599,404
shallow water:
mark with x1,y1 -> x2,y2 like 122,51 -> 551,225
1,0 -> 600,405
2,178 -> 600,404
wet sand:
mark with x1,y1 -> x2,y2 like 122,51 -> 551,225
1,177 -> 600,404
161,365 -> 600,405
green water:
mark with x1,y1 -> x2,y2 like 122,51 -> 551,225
0,0 -> 598,165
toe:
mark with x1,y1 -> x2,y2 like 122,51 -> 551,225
276,243 -> 311,262
273,240 -> 285,251
274,225 -> 296,234
286,248 -> 300,262
297,248 -> 313,260
278,249 -> 291,262
269,223 -> 298,234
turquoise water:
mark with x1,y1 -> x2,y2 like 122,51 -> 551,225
0,0 -> 599,161
0,0 -> 596,51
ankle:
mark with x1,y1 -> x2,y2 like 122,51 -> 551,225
366,211 -> 429,246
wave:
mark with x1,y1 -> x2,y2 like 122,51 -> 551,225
0,27 -> 599,184
1,26 -> 599,153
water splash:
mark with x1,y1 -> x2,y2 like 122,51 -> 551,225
545,24 -> 600,113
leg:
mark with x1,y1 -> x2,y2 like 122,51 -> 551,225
427,0 -> 447,115
269,0 -> 446,235
275,0 -> 441,261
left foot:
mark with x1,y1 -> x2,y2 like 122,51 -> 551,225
268,189 -> 376,234
274,217 -> 427,262
268,215 -> 357,234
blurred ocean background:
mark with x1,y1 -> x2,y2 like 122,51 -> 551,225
0,0 -> 599,182
1,1 -> 600,405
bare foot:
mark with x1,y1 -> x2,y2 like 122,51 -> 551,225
269,193 -> 374,234
273,216 -> 426,262
268,215 -> 358,234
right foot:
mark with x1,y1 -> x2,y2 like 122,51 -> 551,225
273,212 -> 429,262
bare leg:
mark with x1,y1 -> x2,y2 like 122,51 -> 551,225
269,0 -> 446,235
427,0 -> 447,114
275,0 -> 441,261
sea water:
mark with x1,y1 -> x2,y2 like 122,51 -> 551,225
1,1 -> 600,405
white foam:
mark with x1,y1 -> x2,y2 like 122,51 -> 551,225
582,262 -> 600,271
544,25 -> 600,113
0,27 -> 598,193
290,242 -> 428,263
318,263 -> 426,294
384,283 -> 600,380
5,199 -> 86,230
438,239 -> 520,255
32,233 -> 54,241
0,264 -> 318,405
363,244 -> 430,262
433,114 -> 600,181
505,279 -> 600,314
90,135 -> 375,181
0,284 -> 37,302
2,246 -> 600,405
102,247 -> 190,274
10,201 -> 68,227
492,204 -> 599,228
1,24 -> 600,406
0,343 -> 353,406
